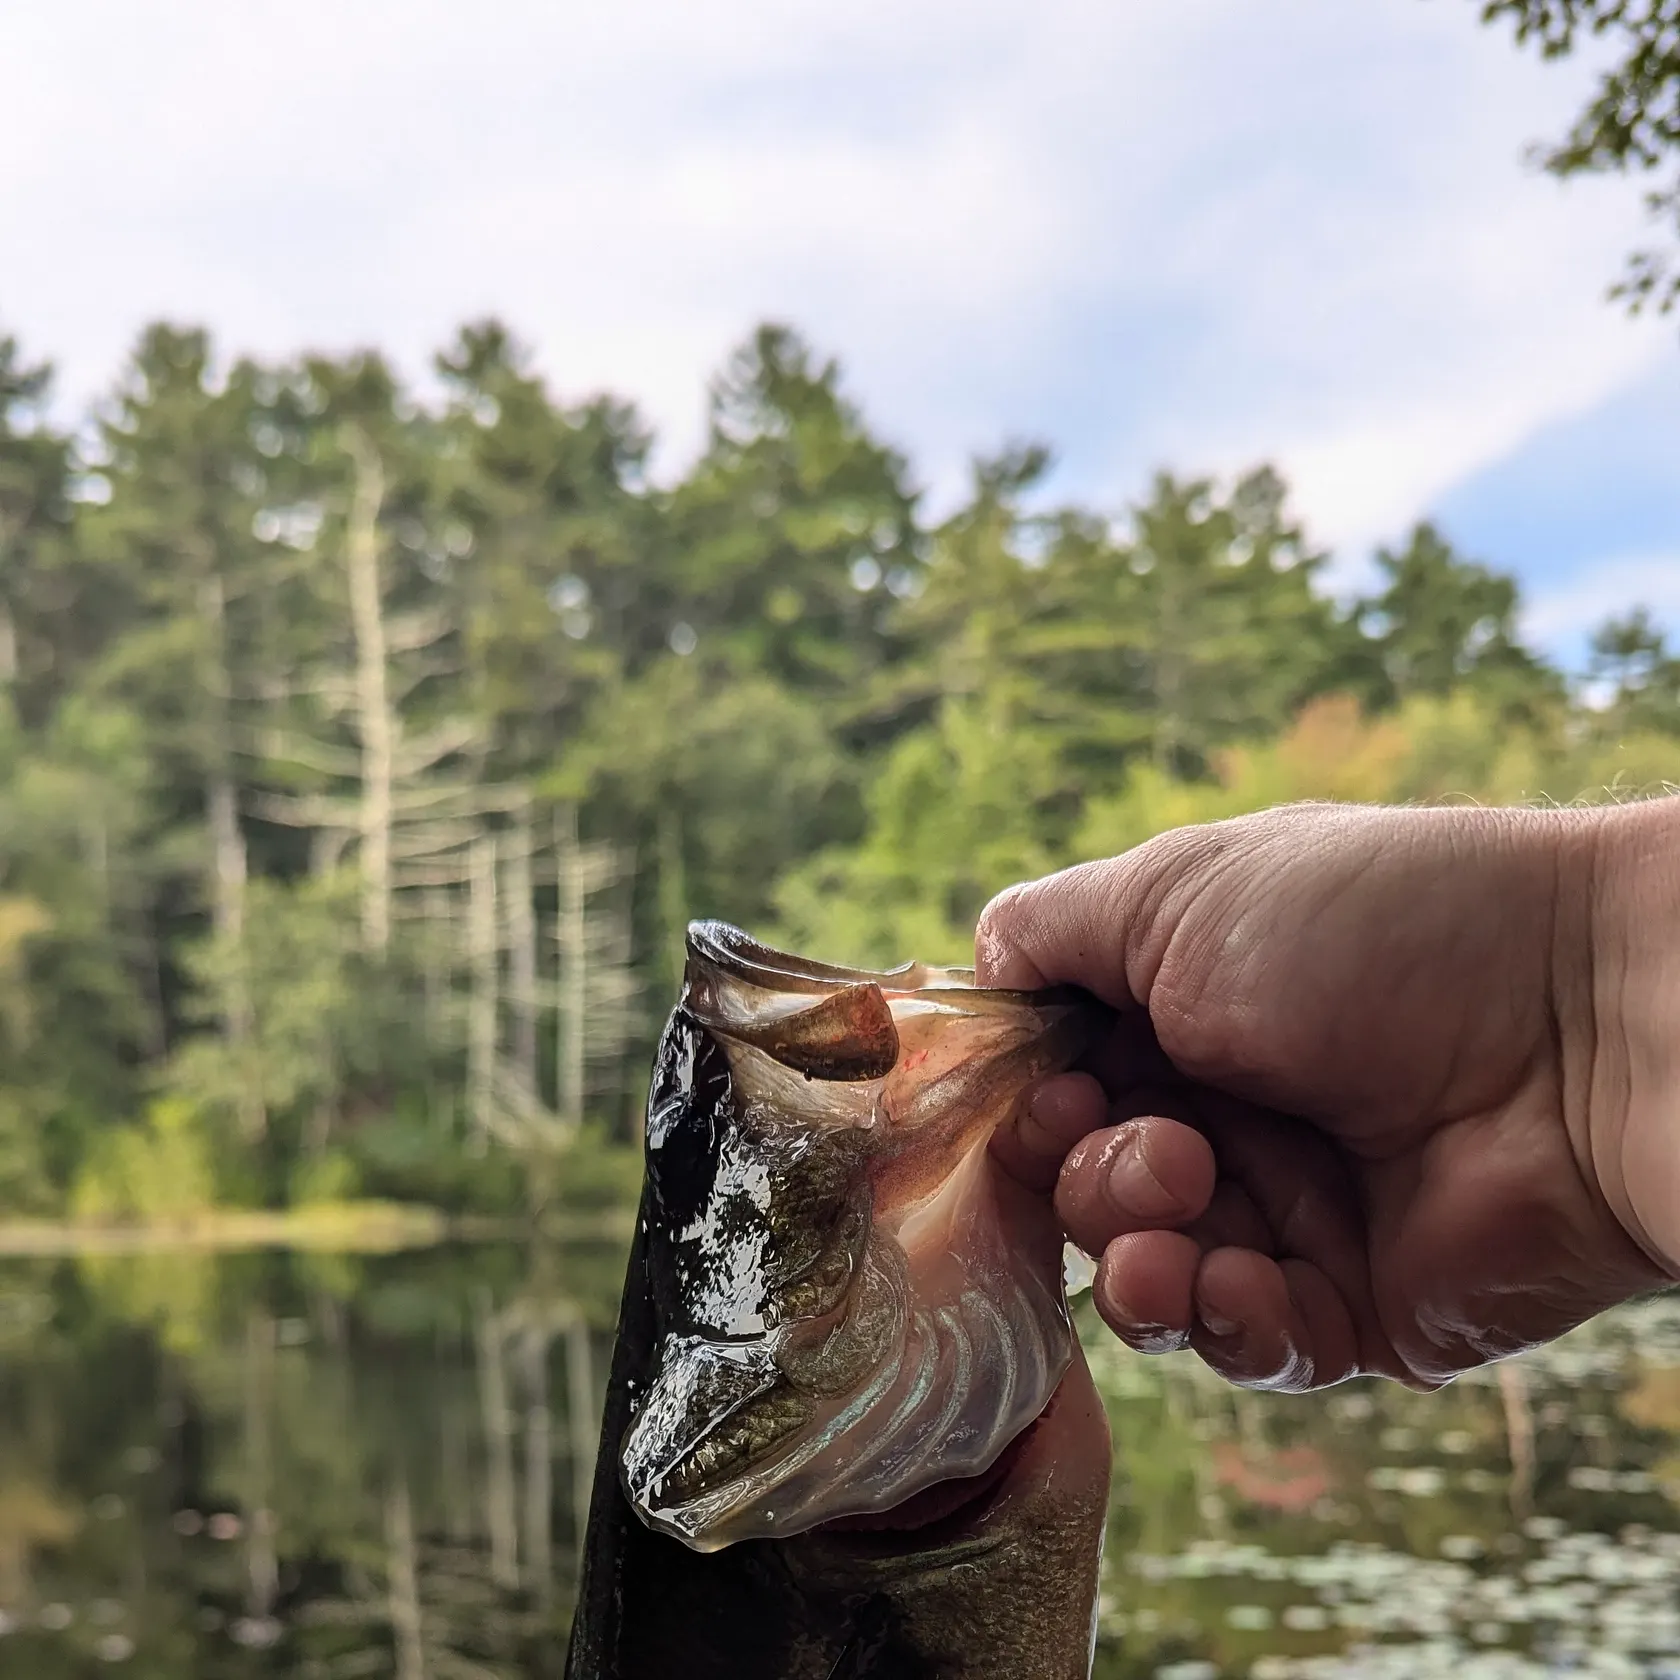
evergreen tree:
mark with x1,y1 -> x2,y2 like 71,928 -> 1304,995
0,334 -> 76,724
1588,606 -> 1680,735
1351,522 -> 1559,717
665,324 -> 922,700
432,320 -> 660,771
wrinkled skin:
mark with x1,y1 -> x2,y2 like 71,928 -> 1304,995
565,923 -> 1113,1679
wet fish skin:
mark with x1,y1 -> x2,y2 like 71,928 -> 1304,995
565,1195 -> 1112,1680
565,921 -> 1112,1678
621,926 -> 1097,1548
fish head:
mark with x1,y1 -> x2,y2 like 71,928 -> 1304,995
620,921 -> 1101,1552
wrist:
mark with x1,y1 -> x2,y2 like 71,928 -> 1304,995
1578,795 -> 1680,1278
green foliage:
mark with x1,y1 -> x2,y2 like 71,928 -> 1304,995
70,1097 -> 218,1224
1588,605 -> 1680,736
668,324 -> 921,698
1350,522 -> 1562,718
560,658 -> 859,933
774,698 -> 1060,967
0,312 -> 1667,1221
1481,0 -> 1680,312
166,873 -> 363,1143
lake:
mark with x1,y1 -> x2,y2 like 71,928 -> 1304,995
1,1242 -> 1677,1678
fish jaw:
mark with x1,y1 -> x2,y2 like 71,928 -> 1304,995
785,1336 -> 1114,1680
620,923 -> 1102,1553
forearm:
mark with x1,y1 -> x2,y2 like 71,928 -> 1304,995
1582,795 -> 1680,1276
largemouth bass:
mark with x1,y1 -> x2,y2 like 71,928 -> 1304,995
565,922 -> 1113,1680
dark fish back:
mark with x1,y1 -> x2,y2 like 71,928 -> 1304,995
564,1192 -> 909,1680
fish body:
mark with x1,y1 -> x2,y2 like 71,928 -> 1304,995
565,923 -> 1112,1680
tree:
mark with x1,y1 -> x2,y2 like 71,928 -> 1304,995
0,334 -> 75,724
80,325 -> 276,1134
1482,0 -> 1680,313
1112,467 -> 1353,776
773,695 -> 1062,967
1588,605 -> 1680,732
665,324 -> 922,702
1350,522 -> 1559,717
431,320 -> 659,772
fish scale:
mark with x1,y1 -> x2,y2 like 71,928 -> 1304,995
566,921 -> 1115,1680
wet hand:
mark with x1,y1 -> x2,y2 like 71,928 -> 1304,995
979,800 -> 1680,1391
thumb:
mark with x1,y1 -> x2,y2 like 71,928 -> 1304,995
975,855 -> 1155,1007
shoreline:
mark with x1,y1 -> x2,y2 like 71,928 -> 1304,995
0,1200 -> 635,1255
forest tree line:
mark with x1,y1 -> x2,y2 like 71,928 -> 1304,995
0,317 -> 1675,1222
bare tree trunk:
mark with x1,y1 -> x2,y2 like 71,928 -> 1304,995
518,1327 -> 554,1605
207,773 -> 248,948
468,833 -> 497,1151
385,1475 -> 426,1680
422,885 -> 451,1129
505,805 -> 539,1101
343,426 -> 394,957
200,571 -> 263,1138
474,1295 -> 519,1591
564,1314 -> 596,1552
556,808 -> 586,1132
1499,1359 -> 1536,1521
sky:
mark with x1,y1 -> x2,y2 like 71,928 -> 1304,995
4,0 -> 1677,668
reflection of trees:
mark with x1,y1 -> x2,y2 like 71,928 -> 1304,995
474,1286 -> 598,1604
0,1245 -> 619,1676
4,1251 -> 1680,1676
0,1473 -> 78,1602
1083,1299 -> 1680,1675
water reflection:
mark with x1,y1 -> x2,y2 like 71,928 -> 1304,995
0,1244 -> 623,1677
1091,1292 -> 1680,1678
0,1248 -> 1675,1676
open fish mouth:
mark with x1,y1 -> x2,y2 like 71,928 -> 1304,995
619,921 -> 1099,1553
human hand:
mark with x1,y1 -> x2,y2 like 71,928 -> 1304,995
977,799 -> 1680,1390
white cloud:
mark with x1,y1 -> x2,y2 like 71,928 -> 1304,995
1524,554 -> 1680,647
1,0 -> 1669,565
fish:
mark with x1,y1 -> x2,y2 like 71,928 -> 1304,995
565,921 -> 1115,1680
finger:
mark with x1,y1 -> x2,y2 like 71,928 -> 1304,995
1081,1011 -> 1183,1096
989,1072 -> 1108,1193
1055,1117 -> 1217,1258
1093,1229 -> 1200,1353
1277,1257 -> 1361,1387
1189,1247 -> 1314,1391
975,859 -> 1147,1005
1184,1178 -> 1274,1255
1193,1094 -> 1398,1375
1187,1248 -> 1363,1392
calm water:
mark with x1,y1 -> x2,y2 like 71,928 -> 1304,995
1,1244 -> 1677,1678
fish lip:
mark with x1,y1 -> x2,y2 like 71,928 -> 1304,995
686,919 -> 1091,1009
687,919 -> 968,994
